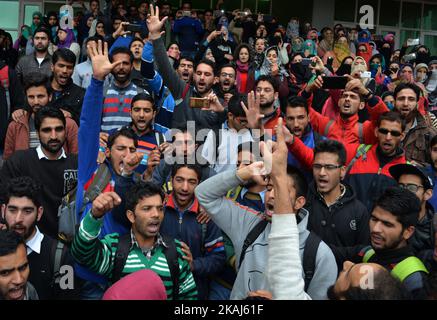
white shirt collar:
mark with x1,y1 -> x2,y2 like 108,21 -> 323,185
26,227 -> 44,255
36,145 -> 67,160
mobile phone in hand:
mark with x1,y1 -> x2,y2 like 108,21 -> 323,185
189,97 -> 210,108
321,76 -> 348,89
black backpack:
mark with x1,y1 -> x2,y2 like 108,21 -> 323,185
112,233 -> 180,299
239,219 -> 321,292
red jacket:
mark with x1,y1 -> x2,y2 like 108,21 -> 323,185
4,115 -> 78,160
300,91 -> 389,146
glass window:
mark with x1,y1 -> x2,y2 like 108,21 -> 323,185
257,0 -> 271,14
400,30 -> 419,46
424,35 -> 437,59
24,5 -> 42,27
334,0 -> 356,22
0,0 -> 19,29
401,2 -> 422,29
215,0 -> 241,12
191,0 -> 211,10
7,30 -> 18,43
379,0 -> 400,27
243,0 -> 256,13
423,4 -> 437,31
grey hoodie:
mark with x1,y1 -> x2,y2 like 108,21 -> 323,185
195,170 -> 338,300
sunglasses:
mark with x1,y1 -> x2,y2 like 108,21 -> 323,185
378,128 -> 402,137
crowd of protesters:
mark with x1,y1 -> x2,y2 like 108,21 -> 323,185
1,0 -> 437,301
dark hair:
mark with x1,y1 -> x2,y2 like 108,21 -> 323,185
195,59 -> 216,75
377,111 -> 406,132
328,269 -> 410,300
219,63 -> 236,76
85,35 -> 104,45
234,44 -> 253,63
5,176 -> 42,209
170,127 -> 194,143
228,94 -> 247,117
23,72 -> 52,96
107,126 -> 138,150
430,134 -> 437,149
34,106 -> 66,132
131,92 -> 156,111
125,181 -> 165,212
33,26 -> 51,40
374,186 -> 421,228
314,140 -> 347,166
110,46 -> 134,63
286,96 -> 309,114
52,48 -> 77,66
0,230 -> 25,257
129,37 -> 144,49
174,55 -> 194,69
255,75 -> 280,92
286,165 -> 308,199
394,83 -> 421,102
171,164 -> 202,181
112,15 -> 125,22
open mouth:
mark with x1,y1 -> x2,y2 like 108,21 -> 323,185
147,221 -> 160,233
8,286 -> 25,300
371,233 -> 384,246
317,178 -> 329,189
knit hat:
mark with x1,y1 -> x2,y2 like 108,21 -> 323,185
415,63 -> 429,73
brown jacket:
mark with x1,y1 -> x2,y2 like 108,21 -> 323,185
403,114 -> 437,166
3,115 -> 78,160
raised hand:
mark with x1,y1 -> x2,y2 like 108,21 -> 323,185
204,93 -> 225,113
260,118 -> 288,178
146,5 -> 168,40
91,192 -> 122,218
241,91 -> 264,130
181,242 -> 194,271
88,40 -> 123,81
304,75 -> 323,93
345,75 -> 370,96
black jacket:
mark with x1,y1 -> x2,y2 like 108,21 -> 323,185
0,61 -> 25,149
306,182 -> 370,262
50,79 -> 85,125
410,202 -> 436,269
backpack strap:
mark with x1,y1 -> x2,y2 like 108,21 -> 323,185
239,219 -> 268,269
346,144 -> 372,175
362,248 -> 376,263
391,257 -> 429,282
358,122 -> 364,144
112,233 -> 132,284
302,232 -> 321,292
323,120 -> 335,137
51,240 -> 66,285
162,235 -> 180,300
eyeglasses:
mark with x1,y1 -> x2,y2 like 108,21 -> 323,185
312,164 -> 343,171
220,72 -> 234,78
378,128 -> 402,137
398,183 -> 424,193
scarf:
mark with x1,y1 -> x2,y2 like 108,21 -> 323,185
357,42 -> 372,65
286,20 -> 300,40
30,11 -> 43,35
260,46 -> 289,80
333,42 -> 351,66
57,28 -> 76,49
303,40 -> 317,56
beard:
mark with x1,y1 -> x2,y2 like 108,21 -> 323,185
7,220 -> 37,240
260,100 -> 275,110
41,139 -> 64,154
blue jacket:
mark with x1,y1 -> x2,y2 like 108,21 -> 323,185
75,78 -> 138,284
425,165 -> 437,211
173,17 -> 204,52
160,194 -> 226,299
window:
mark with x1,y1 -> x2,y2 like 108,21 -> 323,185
400,30 -> 419,45
379,0 -> 400,27
334,0 -> 356,22
24,4 -> 41,27
424,35 -> 437,58
401,2 -> 422,29
0,0 -> 19,29
423,4 -> 437,31
358,0 -> 378,25
243,0 -> 256,13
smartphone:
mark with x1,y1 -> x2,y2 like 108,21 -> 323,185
124,23 -> 143,33
360,71 -> 372,79
326,56 -> 334,67
238,11 -> 249,16
301,58 -> 312,66
189,97 -> 210,108
321,76 -> 348,89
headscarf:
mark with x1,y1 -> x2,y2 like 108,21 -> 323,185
369,41 -> 379,56
336,56 -> 354,76
357,42 -> 372,65
57,28 -> 76,49
358,30 -> 371,43
102,269 -> 167,300
369,53 -> 386,78
260,46 -> 289,80
286,19 -> 300,40
415,63 -> 429,83
78,13 -> 93,44
302,39 -> 317,57
333,38 -> 351,67
30,11 -> 43,35
291,37 -> 304,54
351,56 -> 368,78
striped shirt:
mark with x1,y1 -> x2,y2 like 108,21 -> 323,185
101,81 -> 147,133
71,210 -> 198,300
